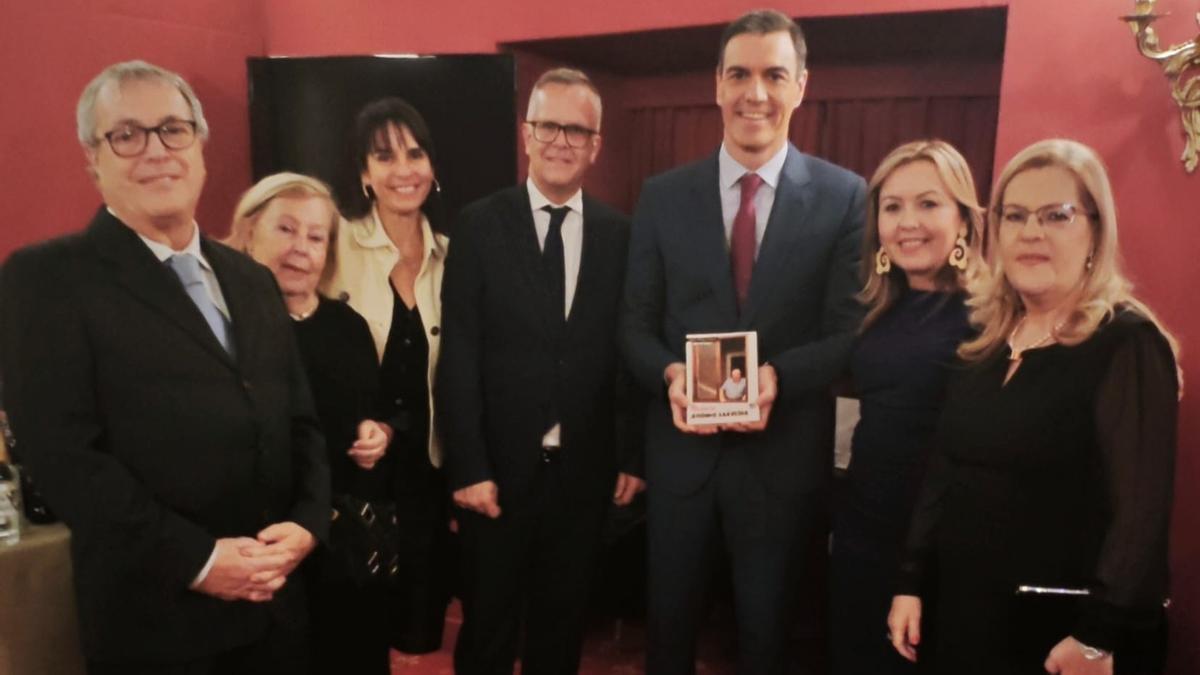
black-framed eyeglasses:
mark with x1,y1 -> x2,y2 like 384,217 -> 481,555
525,120 -> 597,148
998,203 -> 1096,230
99,120 -> 199,158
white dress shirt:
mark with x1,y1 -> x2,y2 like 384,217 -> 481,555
526,178 -> 585,449
718,142 -> 789,257
527,177 -> 584,319
121,212 -> 231,321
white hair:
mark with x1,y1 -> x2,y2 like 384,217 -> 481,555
76,60 -> 209,147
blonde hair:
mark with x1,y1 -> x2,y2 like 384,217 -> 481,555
225,172 -> 340,286
958,139 -> 1180,366
859,139 -> 987,331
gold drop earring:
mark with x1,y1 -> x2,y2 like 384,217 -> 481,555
948,234 -> 968,271
874,247 -> 891,275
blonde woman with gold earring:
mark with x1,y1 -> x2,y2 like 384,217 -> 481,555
830,139 -> 983,675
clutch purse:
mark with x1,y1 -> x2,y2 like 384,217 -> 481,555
1013,585 -> 1168,675
328,493 -> 402,588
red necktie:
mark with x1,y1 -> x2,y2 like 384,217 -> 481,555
730,172 -> 763,310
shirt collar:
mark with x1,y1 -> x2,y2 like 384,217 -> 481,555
718,142 -> 789,191
526,177 -> 584,215
357,207 -> 445,261
110,206 -> 210,269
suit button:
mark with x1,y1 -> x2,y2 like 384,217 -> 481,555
558,359 -> 566,367
242,379 -> 253,392
430,326 -> 440,336
403,337 -> 412,347
395,398 -> 404,406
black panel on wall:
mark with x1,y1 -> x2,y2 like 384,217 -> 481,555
248,55 -> 516,231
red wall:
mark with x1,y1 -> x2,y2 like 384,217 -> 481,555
2,0 -> 1197,671
1,0 -> 261,253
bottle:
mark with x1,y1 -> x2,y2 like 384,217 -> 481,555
1,408 -> 54,524
0,461 -> 20,545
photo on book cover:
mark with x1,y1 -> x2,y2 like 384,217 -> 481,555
685,331 -> 759,425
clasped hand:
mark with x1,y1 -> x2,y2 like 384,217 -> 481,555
193,521 -> 316,603
348,419 -> 391,470
666,362 -> 777,434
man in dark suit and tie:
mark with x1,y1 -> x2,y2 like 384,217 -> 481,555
621,11 -> 867,674
0,60 -> 329,675
437,67 -> 644,675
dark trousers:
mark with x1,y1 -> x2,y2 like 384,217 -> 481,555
308,571 -> 392,675
391,459 -> 452,654
453,450 -> 609,675
86,618 -> 310,675
646,448 -> 823,675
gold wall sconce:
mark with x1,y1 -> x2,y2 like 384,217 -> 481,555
1121,1 -> 1200,173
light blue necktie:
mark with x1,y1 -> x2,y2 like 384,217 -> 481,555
166,254 -> 234,356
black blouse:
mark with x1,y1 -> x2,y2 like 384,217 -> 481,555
378,283 -> 430,455
292,296 -> 391,500
845,290 -> 971,546
896,307 -> 1178,652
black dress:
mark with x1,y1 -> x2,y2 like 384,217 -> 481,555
294,295 -> 393,675
896,308 -> 1178,674
830,289 -> 971,675
378,281 -> 449,654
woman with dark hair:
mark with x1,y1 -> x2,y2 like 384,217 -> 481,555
322,97 -> 451,658
830,139 -> 983,675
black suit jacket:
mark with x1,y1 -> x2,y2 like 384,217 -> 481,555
621,145 -> 867,496
0,208 -> 329,662
437,185 -> 642,505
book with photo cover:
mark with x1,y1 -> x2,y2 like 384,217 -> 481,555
685,330 -> 759,425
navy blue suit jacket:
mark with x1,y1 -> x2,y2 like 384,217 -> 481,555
621,144 -> 866,496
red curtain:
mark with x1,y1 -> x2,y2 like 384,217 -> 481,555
628,95 -> 999,208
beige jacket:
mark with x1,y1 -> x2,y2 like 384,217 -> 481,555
321,208 -> 448,466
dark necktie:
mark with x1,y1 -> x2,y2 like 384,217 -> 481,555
166,254 -> 234,355
730,172 -> 763,310
542,205 -> 569,322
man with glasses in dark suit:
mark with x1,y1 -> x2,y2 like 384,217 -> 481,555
438,67 -> 644,675
0,60 -> 328,675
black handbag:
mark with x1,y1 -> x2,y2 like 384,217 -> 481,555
1012,586 -> 1168,675
328,493 -> 402,588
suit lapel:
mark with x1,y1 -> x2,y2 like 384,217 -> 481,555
88,208 -> 237,370
739,146 -> 813,328
690,155 -> 739,325
202,239 -> 254,368
501,186 -> 558,337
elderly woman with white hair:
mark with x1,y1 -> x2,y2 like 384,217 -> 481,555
888,139 -> 1179,675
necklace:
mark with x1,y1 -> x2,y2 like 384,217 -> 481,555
1007,315 -> 1065,361
288,297 -> 319,322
